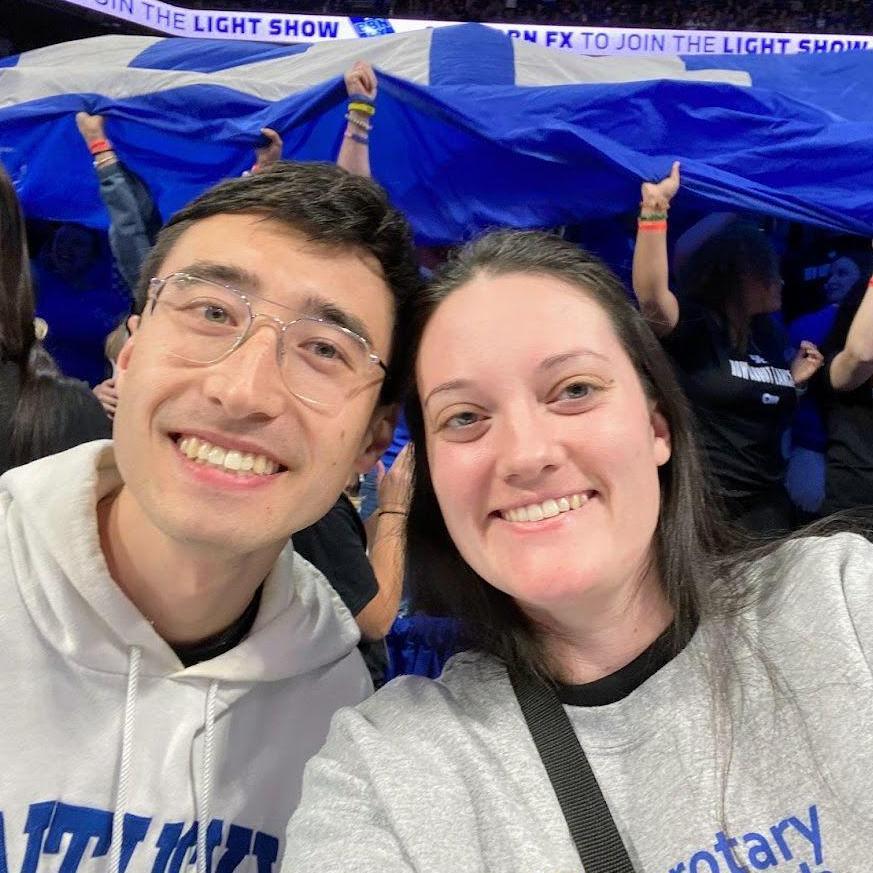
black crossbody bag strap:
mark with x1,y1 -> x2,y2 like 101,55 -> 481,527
509,669 -> 637,873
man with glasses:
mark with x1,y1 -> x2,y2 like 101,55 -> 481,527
0,161 -> 420,872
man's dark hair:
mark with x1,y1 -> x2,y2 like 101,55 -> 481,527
136,161 -> 421,404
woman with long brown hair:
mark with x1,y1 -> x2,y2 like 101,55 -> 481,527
286,229 -> 871,871
0,165 -> 110,474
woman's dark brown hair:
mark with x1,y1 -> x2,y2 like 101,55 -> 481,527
0,165 -> 35,364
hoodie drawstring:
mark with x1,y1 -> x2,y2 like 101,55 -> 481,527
109,650 -> 218,873
196,681 -> 218,873
110,645 -> 142,873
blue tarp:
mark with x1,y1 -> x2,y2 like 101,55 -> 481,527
2,24 -> 873,244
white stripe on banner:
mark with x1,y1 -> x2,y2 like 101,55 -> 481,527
513,43 -> 751,87
0,29 -> 434,108
48,0 -> 873,55
13,35 -> 164,69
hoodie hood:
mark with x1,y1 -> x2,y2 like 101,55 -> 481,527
0,440 -> 362,683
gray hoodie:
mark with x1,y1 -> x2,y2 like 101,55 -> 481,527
0,440 -> 371,873
286,533 -> 873,872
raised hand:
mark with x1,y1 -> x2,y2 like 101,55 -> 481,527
377,443 -> 413,515
641,161 -> 680,211
345,61 -> 377,102
253,127 -> 283,172
93,378 -> 119,419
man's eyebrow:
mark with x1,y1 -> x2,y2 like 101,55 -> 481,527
300,295 -> 376,348
169,266 -> 377,348
177,261 -> 263,292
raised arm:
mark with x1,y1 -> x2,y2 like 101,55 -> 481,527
631,161 -> 681,336
337,61 -> 376,178
75,112 -> 158,309
829,276 -> 873,392
355,444 -> 412,641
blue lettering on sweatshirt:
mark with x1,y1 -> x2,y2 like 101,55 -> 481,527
668,805 -> 829,873
0,802 -> 281,872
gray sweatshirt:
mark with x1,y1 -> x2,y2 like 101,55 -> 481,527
285,533 -> 873,872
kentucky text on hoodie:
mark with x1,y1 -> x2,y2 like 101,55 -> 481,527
0,802 -> 279,872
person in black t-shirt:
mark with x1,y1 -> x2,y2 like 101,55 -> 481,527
293,493 -> 379,621
631,163 -> 823,534
294,445 -> 412,686
817,263 -> 873,520
293,492 -> 388,686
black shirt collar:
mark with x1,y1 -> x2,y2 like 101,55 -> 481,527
555,620 -> 693,707
171,584 -> 264,668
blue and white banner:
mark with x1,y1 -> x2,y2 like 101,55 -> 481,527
52,0 -> 873,56
2,24 -> 873,244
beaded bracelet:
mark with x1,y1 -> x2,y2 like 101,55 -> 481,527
344,130 -> 369,145
348,101 -> 376,116
345,112 -> 372,132
639,211 -> 667,221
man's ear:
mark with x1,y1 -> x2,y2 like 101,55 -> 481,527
114,315 -> 141,393
651,403 -> 672,467
353,404 -> 399,474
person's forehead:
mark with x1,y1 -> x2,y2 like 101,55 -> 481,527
159,213 -> 372,279
158,213 -> 395,350
431,272 -> 614,341
420,272 -> 622,379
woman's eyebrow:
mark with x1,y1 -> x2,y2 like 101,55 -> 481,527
424,349 -> 610,407
539,348 -> 610,371
424,379 -> 472,407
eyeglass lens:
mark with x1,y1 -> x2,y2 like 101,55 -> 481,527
154,274 -> 377,407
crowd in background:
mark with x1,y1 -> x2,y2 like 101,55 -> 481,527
3,16 -> 873,864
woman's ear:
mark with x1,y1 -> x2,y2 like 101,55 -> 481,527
650,404 -> 672,467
